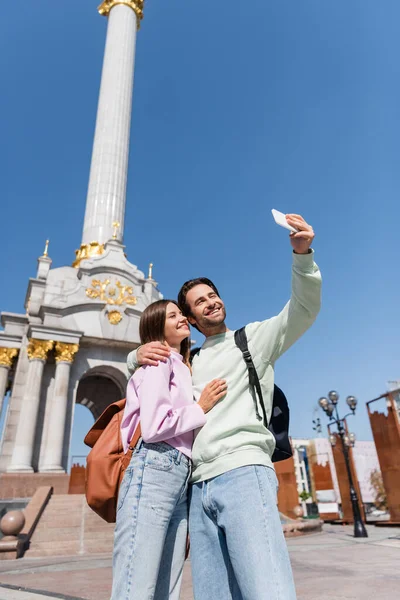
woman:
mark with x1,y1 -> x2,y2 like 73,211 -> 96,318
111,299 -> 227,600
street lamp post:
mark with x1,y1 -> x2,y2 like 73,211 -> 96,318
318,391 -> 368,538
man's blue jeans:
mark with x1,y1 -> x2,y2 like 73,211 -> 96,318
189,465 -> 297,600
111,441 -> 191,600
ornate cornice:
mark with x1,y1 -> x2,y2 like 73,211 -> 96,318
0,348 -> 18,368
72,242 -> 105,268
98,1 -> 144,27
55,342 -> 79,364
27,339 -> 54,362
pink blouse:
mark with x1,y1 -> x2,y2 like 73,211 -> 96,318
121,350 -> 206,458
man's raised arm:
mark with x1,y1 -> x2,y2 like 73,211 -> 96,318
248,214 -> 322,364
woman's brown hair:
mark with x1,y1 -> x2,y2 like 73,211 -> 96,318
139,299 -> 191,365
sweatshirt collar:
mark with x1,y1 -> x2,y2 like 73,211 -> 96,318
202,330 -> 234,348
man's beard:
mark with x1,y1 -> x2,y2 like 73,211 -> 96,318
198,307 -> 227,331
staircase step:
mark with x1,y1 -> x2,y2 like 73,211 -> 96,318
82,539 -> 114,553
84,524 -> 114,534
36,515 -> 82,528
31,526 -> 82,542
28,493 -> 115,557
47,496 -> 84,503
84,531 -> 114,543
28,540 -> 82,556
46,501 -> 84,507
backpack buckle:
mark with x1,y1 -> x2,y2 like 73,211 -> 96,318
242,350 -> 253,364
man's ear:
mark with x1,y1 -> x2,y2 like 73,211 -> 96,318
188,315 -> 196,326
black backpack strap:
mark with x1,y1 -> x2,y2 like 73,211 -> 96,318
189,347 -> 201,365
234,327 -> 268,428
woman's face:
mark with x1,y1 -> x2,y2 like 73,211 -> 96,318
164,302 -> 190,348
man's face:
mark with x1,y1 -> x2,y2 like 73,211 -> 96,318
185,284 -> 226,333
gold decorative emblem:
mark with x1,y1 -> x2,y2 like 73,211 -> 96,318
0,348 -> 19,368
98,1 -> 144,27
27,339 -> 54,361
107,310 -> 123,325
72,242 -> 105,268
86,279 -> 137,306
55,342 -> 79,364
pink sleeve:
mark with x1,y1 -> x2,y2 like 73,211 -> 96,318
134,359 -> 206,443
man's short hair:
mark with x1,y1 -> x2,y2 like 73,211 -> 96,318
177,277 -> 221,317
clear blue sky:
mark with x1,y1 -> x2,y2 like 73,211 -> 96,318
1,1 -> 398,462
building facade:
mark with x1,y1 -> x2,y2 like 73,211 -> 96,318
0,2 -> 159,487
292,437 -> 380,517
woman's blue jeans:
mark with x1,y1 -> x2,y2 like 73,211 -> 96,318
111,441 -> 191,600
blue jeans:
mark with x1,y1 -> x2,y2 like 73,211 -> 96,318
111,441 -> 191,600
189,465 -> 297,600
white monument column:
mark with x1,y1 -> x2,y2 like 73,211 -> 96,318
7,339 -> 53,473
40,343 -> 79,472
74,1 -> 144,266
0,348 -> 18,416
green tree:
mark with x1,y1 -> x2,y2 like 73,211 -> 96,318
299,490 -> 312,502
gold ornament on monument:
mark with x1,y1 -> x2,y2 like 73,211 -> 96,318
55,343 -> 79,364
98,1 -> 145,27
72,242 -> 105,268
107,310 -> 123,325
148,262 -> 153,280
86,279 -> 137,306
27,339 -> 54,361
0,348 -> 19,368
112,221 -> 121,239
42,239 -> 50,257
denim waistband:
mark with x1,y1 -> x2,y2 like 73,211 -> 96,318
136,440 -> 191,467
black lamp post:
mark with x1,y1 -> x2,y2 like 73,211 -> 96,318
318,390 -> 368,538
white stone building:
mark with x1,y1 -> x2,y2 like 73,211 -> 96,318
292,437 -> 380,513
0,1 -> 160,479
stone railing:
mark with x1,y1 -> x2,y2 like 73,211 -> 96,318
0,486 -> 53,559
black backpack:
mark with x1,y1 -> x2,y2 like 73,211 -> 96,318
190,327 -> 292,463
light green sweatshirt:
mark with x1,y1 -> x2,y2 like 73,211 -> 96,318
127,251 -> 321,483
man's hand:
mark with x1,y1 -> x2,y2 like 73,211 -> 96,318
137,342 -> 171,366
286,214 -> 315,254
198,379 -> 228,414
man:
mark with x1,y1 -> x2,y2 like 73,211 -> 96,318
127,214 -> 321,600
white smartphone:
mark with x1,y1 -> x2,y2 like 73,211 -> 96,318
271,209 -> 298,233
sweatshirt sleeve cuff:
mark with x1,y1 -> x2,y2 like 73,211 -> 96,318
127,349 -> 139,374
193,402 -> 207,428
292,248 -> 316,272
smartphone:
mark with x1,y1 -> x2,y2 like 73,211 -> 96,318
271,209 -> 298,233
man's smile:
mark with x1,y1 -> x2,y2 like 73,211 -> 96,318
205,307 -> 222,316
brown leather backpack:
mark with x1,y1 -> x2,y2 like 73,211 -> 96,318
84,398 -> 141,523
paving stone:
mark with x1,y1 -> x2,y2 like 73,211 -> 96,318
0,525 -> 399,600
